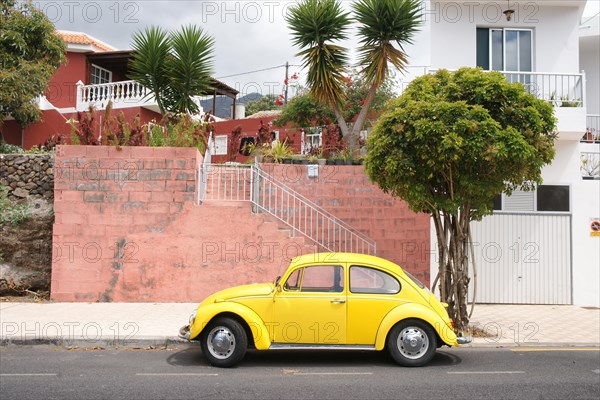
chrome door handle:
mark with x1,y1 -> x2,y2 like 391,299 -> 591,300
331,299 -> 346,304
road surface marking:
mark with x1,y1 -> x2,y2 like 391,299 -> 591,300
292,372 -> 374,376
447,371 -> 525,375
135,373 -> 218,376
0,373 -> 57,377
511,348 -> 600,352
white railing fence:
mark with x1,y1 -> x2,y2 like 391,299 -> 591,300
585,115 -> 600,141
197,162 -> 376,255
197,133 -> 214,204
77,80 -> 150,105
417,69 -> 585,107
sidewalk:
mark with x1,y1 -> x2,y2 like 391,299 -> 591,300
0,302 -> 598,348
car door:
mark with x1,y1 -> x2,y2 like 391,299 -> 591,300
272,264 -> 346,344
346,264 -> 403,345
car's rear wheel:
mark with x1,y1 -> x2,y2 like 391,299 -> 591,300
387,319 -> 437,367
200,317 -> 247,368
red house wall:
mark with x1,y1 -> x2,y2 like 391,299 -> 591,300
0,121 -> 22,146
46,52 -> 87,109
211,117 -> 303,163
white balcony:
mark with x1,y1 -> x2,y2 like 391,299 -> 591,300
584,115 -> 600,142
75,80 -> 161,113
581,151 -> 600,180
415,69 -> 587,140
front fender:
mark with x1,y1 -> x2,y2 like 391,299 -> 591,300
189,302 -> 272,350
374,303 -> 459,350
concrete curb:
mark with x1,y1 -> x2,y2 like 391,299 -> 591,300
0,336 -> 195,349
1,337 -> 598,350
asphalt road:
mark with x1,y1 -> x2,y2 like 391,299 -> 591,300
1,346 -> 599,399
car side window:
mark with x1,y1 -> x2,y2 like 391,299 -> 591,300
350,266 -> 400,294
283,269 -> 302,291
283,266 -> 344,293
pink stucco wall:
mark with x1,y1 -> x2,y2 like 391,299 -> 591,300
51,146 -> 315,302
51,146 -> 429,302
262,164 -> 431,283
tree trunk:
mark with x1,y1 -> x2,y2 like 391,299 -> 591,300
331,81 -> 378,152
432,208 -> 472,331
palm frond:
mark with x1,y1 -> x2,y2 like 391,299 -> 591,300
167,25 -> 215,114
128,26 -> 171,114
287,0 -> 350,106
354,0 -> 421,85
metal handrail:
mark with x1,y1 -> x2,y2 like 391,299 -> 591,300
198,163 -> 376,255
197,133 -> 214,204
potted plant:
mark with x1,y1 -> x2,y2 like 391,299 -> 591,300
271,139 -> 293,164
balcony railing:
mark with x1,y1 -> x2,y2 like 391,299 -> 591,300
425,69 -> 585,107
582,115 -> 600,142
76,80 -> 153,111
581,152 -> 600,179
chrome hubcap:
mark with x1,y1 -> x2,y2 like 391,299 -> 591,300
397,326 -> 429,360
207,326 -> 236,360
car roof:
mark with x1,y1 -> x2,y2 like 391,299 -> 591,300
290,252 -> 402,271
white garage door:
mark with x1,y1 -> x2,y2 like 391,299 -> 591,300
469,213 -> 572,304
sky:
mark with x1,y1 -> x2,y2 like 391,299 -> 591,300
36,0 -> 600,101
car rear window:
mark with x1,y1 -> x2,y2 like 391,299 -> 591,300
404,270 -> 426,289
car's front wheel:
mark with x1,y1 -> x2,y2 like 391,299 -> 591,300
387,319 -> 437,367
200,317 -> 247,368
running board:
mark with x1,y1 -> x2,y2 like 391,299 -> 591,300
269,344 -> 376,351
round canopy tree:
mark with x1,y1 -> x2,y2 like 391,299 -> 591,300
365,68 -> 556,330
0,0 -> 66,127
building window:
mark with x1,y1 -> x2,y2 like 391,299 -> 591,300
536,185 -> 570,212
495,185 -> 570,213
476,28 -> 533,73
91,64 -> 112,85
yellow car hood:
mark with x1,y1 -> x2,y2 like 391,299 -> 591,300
203,283 -> 274,303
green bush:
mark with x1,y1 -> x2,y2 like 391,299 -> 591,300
0,141 -> 24,154
0,185 -> 30,226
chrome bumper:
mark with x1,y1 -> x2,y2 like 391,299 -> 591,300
178,324 -> 191,340
456,335 -> 472,345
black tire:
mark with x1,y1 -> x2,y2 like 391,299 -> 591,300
387,319 -> 437,367
200,317 -> 247,368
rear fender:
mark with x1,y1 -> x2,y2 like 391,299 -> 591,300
374,303 -> 458,350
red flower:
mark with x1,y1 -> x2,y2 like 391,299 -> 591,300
361,99 -> 365,106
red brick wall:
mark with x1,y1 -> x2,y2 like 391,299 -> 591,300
51,146 -> 315,302
262,164 -> 431,284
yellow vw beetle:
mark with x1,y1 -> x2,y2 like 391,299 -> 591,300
179,253 -> 470,367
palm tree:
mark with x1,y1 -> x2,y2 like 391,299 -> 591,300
129,25 -> 214,117
286,0 -> 421,148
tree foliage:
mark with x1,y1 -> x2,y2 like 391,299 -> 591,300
129,25 -> 214,116
0,0 -> 66,127
365,68 -> 556,329
286,0 -> 421,147
275,72 -> 396,129
245,94 -> 280,116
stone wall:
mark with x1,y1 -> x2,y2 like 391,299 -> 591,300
0,154 -> 54,200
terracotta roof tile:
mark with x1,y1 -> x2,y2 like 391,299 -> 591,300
55,30 -> 116,52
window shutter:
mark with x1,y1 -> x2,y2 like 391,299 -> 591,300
503,190 -> 535,212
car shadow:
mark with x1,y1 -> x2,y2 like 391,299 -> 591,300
166,347 -> 461,368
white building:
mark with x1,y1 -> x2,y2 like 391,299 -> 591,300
410,1 -> 600,306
